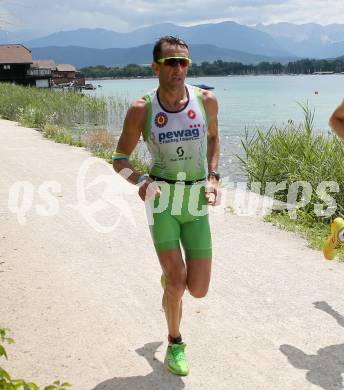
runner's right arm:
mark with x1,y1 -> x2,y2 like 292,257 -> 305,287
113,98 -> 146,184
329,100 -> 344,140
113,98 -> 160,200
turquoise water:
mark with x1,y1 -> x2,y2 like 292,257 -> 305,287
87,75 -> 344,180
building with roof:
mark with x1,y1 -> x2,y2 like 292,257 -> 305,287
53,63 -> 85,87
0,44 -> 84,88
0,44 -> 52,87
28,59 -> 56,87
0,44 -> 34,85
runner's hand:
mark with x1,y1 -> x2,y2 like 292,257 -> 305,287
138,177 -> 161,201
205,179 -> 220,206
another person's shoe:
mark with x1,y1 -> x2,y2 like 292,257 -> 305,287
323,217 -> 344,260
165,342 -> 189,376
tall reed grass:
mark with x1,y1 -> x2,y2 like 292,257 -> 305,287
0,83 -> 148,170
0,83 -> 108,130
239,104 -> 344,223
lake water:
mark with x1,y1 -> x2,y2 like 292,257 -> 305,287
86,75 -> 344,181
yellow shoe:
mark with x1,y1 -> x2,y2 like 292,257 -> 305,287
323,217 -> 344,260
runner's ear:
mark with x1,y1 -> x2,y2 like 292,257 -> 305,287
152,62 -> 159,77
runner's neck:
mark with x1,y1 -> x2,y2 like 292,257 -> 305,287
157,85 -> 188,112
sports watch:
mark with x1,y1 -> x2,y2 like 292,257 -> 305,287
207,171 -> 220,181
136,174 -> 148,186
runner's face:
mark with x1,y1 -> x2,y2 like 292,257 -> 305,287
153,44 -> 190,88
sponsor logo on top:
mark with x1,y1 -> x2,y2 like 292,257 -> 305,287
187,109 -> 196,120
159,128 -> 200,143
155,112 -> 168,128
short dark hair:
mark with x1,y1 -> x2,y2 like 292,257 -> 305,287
153,36 -> 189,62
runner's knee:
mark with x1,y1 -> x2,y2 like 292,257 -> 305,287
188,285 -> 209,298
165,272 -> 187,299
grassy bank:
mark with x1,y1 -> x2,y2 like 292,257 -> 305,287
0,83 -> 147,171
239,104 -> 344,260
0,83 -> 107,130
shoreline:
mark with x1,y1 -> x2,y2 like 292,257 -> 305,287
86,73 -> 344,81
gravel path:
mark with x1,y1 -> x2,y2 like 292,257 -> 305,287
1,119 -> 344,390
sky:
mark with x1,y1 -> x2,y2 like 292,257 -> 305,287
1,0 -> 344,35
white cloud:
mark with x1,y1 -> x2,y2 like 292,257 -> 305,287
3,0 -> 344,34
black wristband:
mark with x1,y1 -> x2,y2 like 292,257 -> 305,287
207,171 -> 220,181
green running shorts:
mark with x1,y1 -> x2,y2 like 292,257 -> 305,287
146,182 -> 212,260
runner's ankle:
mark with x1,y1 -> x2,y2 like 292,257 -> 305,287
168,334 -> 182,344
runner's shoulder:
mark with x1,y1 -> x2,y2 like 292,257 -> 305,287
198,88 -> 218,114
127,97 -> 148,122
198,88 -> 217,103
129,97 -> 147,112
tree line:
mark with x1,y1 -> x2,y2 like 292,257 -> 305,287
80,58 -> 344,78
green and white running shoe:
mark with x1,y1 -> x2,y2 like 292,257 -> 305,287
165,342 -> 189,376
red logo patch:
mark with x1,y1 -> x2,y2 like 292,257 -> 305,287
187,109 -> 196,120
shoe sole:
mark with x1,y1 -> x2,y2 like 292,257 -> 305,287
164,356 -> 189,376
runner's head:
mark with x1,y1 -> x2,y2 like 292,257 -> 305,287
152,36 -> 191,89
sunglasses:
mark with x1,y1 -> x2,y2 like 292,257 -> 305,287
157,56 -> 192,68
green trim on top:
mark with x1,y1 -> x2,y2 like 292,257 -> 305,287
194,87 -> 208,127
143,94 -> 152,141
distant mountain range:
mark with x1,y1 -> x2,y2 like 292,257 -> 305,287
30,44 -> 296,69
25,22 -> 289,58
254,22 -> 344,58
2,21 -> 344,67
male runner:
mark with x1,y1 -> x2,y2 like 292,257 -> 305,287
329,100 -> 344,140
112,36 -> 220,376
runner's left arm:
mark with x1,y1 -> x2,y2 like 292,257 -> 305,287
202,90 -> 220,205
